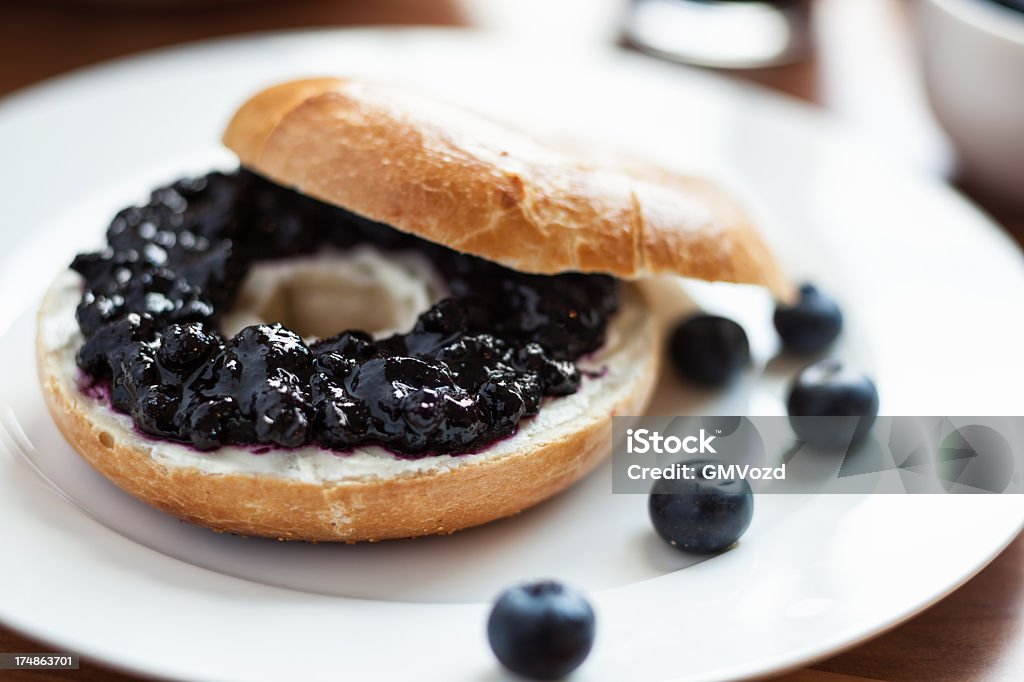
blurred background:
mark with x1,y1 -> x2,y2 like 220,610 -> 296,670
1,1 -> 1022,681
1,0 -> 1022,236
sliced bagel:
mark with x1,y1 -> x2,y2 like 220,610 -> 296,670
38,268 -> 658,541
38,77 -> 788,542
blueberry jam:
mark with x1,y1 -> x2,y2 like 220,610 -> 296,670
71,170 -> 619,455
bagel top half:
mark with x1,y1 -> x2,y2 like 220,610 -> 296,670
224,78 -> 790,296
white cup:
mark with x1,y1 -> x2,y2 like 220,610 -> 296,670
919,0 -> 1024,206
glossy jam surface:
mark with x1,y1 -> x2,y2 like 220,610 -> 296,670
71,171 -> 619,455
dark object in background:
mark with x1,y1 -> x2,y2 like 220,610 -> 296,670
669,314 -> 751,387
649,462 -> 755,553
787,359 -> 879,451
988,0 -> 1024,14
487,581 -> 596,680
774,283 -> 843,354
623,0 -> 813,68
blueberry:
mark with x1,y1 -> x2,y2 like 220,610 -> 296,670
774,283 -> 843,354
478,374 -> 527,435
315,393 -> 369,450
128,269 -> 215,325
649,463 -> 754,553
77,314 -> 156,377
434,335 -> 505,389
787,359 -> 879,450
109,345 -> 160,412
400,387 -> 446,434
231,324 -> 310,373
75,289 -> 125,337
252,388 -> 311,448
311,330 -> 374,361
517,377 -> 543,415
187,396 -> 242,450
513,343 -> 580,395
312,351 -> 359,379
669,314 -> 750,387
412,298 -> 468,336
438,393 -> 488,451
132,385 -> 181,437
157,322 -> 220,370
487,581 -> 595,680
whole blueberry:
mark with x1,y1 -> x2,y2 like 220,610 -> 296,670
773,283 -> 843,354
649,463 -> 754,553
157,322 -> 220,371
487,581 -> 595,680
669,314 -> 750,387
787,359 -> 879,451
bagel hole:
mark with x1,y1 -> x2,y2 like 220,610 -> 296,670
221,250 -> 444,341
98,431 -> 115,449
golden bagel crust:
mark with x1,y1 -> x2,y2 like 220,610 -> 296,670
37,282 -> 659,542
224,78 -> 791,297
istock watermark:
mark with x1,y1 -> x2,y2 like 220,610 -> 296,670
611,416 -> 1023,494
625,428 -> 718,454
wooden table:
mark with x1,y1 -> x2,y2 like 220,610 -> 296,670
1,1 -> 1021,680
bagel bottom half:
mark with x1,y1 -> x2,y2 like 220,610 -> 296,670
36,268 -> 659,542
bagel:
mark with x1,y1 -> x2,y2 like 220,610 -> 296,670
37,78 -> 786,542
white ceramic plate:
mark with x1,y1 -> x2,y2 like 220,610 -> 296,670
0,29 -> 1022,682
